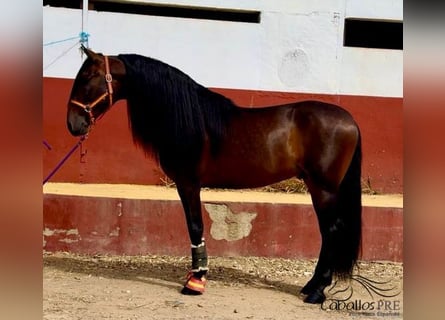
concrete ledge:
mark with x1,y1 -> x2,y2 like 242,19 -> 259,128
43,183 -> 403,262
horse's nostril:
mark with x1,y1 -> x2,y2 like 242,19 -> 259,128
67,121 -> 87,136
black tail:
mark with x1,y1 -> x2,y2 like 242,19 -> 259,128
331,130 -> 362,277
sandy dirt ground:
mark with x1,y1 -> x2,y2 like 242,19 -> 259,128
44,253 -> 403,320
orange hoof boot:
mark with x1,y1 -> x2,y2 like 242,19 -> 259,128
181,272 -> 207,295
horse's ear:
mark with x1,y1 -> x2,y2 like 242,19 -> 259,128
80,45 -> 101,61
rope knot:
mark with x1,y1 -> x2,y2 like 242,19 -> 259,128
79,31 -> 90,44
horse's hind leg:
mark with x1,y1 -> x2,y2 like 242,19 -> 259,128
176,183 -> 209,295
301,183 -> 338,303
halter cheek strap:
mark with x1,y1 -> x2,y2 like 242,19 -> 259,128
104,55 -> 113,105
70,55 -> 114,125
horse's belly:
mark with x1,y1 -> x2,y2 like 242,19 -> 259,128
200,158 -> 299,189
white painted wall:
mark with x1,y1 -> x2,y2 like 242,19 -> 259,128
43,0 -> 402,97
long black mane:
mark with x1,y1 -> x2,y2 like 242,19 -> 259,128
118,54 -> 238,162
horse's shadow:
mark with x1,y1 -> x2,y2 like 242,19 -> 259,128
44,255 -> 304,298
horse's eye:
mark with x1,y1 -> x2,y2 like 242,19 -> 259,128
81,72 -> 99,81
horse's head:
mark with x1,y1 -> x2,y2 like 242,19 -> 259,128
67,46 -> 119,136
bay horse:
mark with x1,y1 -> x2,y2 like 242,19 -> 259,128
67,46 -> 362,304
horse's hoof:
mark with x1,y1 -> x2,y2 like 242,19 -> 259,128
181,286 -> 203,295
301,280 -> 316,295
182,272 -> 207,295
303,290 -> 326,304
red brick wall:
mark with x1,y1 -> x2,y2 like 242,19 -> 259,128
43,194 -> 403,261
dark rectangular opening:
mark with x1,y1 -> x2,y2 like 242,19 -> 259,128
344,18 -> 403,50
44,0 -> 261,23
44,0 -> 80,10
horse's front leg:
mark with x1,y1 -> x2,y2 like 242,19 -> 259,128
176,183 -> 209,295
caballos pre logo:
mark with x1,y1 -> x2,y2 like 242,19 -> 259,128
320,275 -> 402,317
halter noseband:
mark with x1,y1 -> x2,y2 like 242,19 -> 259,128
70,55 -> 114,125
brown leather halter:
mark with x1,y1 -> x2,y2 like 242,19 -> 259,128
70,55 -> 114,125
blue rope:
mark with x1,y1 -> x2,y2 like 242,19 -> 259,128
43,36 -> 78,47
43,32 -> 90,47
43,32 -> 91,70
43,40 -> 81,70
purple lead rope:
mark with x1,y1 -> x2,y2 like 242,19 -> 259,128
43,135 -> 87,185
43,140 -> 52,150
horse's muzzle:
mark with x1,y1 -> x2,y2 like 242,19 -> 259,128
67,118 -> 89,136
